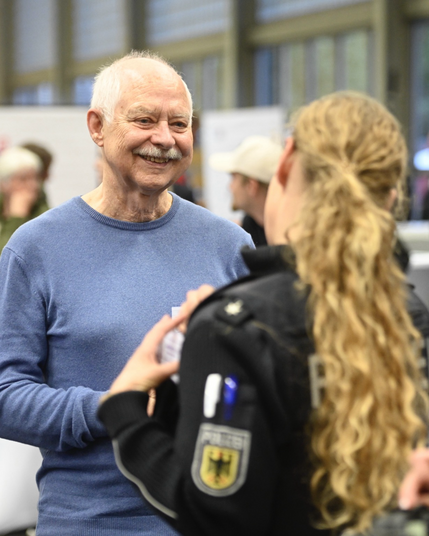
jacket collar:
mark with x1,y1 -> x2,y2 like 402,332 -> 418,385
241,245 -> 296,277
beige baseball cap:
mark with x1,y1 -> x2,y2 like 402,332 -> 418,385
209,135 -> 283,184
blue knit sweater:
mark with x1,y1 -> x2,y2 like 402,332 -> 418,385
0,194 -> 253,536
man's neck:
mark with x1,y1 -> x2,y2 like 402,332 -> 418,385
246,196 -> 266,227
81,184 -> 173,223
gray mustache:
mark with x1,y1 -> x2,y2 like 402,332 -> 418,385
133,147 -> 182,160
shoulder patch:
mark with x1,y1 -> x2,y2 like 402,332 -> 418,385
191,423 -> 251,497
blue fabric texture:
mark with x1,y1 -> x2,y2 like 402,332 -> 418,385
0,193 -> 253,536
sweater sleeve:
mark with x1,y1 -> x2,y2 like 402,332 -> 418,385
98,299 -> 287,536
234,235 -> 255,279
0,247 -> 107,451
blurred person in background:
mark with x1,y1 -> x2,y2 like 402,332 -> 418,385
172,115 -> 200,204
0,147 -> 48,253
21,142 -> 53,209
210,136 -> 283,246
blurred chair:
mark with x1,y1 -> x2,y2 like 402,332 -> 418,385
0,439 -> 41,535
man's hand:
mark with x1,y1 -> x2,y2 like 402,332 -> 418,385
399,449 -> 429,509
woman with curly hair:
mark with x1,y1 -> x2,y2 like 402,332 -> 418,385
98,92 -> 429,535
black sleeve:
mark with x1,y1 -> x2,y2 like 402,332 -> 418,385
97,388 -> 183,526
98,299 -> 288,536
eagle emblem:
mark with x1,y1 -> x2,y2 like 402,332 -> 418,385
201,446 -> 237,489
191,423 -> 251,496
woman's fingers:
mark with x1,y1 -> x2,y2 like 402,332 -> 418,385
106,315 -> 184,396
178,285 -> 215,332
135,313 -> 187,360
399,449 -> 429,509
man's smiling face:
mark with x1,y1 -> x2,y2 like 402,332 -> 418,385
101,59 -> 193,196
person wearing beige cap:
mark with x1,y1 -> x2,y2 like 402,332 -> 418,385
209,135 -> 283,246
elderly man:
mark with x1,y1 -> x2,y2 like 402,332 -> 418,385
210,136 -> 283,246
0,51 -> 253,536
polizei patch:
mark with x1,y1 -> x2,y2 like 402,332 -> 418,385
191,423 -> 251,496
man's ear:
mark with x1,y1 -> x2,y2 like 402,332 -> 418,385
277,137 -> 295,187
87,109 -> 105,147
247,178 -> 260,196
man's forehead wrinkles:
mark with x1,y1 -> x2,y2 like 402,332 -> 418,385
127,107 -> 153,117
126,106 -> 191,119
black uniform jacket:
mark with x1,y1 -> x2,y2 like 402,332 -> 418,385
98,245 -> 429,536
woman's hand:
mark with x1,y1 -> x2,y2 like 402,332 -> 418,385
101,283 -> 215,405
178,284 -> 215,333
107,313 -> 186,397
399,448 -> 429,509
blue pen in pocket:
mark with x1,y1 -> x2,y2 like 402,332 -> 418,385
223,375 -> 238,421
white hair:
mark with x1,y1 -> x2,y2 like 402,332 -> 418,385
90,50 -> 193,123
0,147 -> 42,184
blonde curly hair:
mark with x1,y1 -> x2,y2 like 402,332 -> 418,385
289,92 -> 428,532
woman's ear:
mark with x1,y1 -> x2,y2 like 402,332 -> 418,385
386,188 -> 398,211
87,109 -> 105,147
277,137 -> 295,187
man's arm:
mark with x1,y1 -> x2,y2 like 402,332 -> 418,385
0,247 -> 106,451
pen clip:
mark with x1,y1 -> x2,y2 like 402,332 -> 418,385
203,373 -> 222,418
223,375 -> 238,421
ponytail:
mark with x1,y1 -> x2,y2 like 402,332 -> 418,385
289,92 -> 428,532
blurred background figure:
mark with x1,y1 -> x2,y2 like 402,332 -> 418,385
21,142 -> 53,208
172,115 -> 200,204
413,136 -> 429,220
209,136 -> 283,246
0,147 -> 48,253
172,174 -> 196,203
